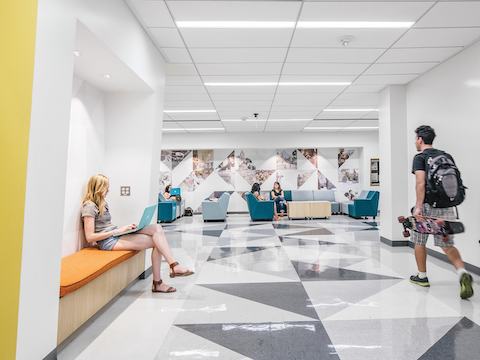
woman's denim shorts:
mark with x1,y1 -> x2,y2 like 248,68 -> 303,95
97,236 -> 119,251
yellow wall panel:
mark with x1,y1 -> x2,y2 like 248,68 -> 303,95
0,1 -> 38,359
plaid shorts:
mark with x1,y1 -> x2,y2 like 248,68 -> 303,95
411,204 -> 456,248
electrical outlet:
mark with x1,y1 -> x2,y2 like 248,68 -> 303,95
120,186 -> 130,196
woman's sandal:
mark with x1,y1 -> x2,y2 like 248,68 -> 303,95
152,280 -> 176,293
169,261 -> 194,278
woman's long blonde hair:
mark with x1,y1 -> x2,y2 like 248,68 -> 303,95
82,174 -> 109,215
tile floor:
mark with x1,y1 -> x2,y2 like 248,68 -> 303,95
58,215 -> 480,360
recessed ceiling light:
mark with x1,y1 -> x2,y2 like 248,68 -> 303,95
205,82 -> 350,87
103,74 -> 111,79
297,21 -> 414,29
304,126 -> 379,131
323,108 -> 378,112
176,21 -> 295,29
73,50 -> 81,57
163,109 -> 217,113
175,21 -> 414,29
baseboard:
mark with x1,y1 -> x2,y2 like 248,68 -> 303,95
407,242 -> 480,276
380,236 -> 410,247
139,266 -> 152,280
43,348 -> 57,360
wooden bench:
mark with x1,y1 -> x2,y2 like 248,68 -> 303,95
58,248 -> 145,344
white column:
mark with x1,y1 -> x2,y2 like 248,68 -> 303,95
379,85 -> 410,245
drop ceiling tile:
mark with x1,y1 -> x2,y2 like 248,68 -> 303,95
202,75 -> 279,83
291,29 -> 405,48
287,48 -> 384,63
161,48 -> 192,63
166,91 -> 211,102
282,62 -> 369,75
180,29 -> 295,48
167,113 -> 219,121
165,76 -> 202,85
149,28 -> 184,47
274,93 -> 338,106
280,74 -> 356,83
209,93 -> 275,101
166,63 -> 198,75
395,28 -> 480,48
219,110 -> 270,119
349,119 -> 379,127
415,1 -> 480,28
309,120 -> 357,127
365,62 -> 438,75
316,111 -> 373,120
167,0 -> 301,21
330,93 -> 380,106
265,121 -> 310,132
299,1 -> 434,22
128,0 -> 175,27
213,100 -> 273,108
176,121 -> 222,128
355,74 -> 418,85
196,63 -> 283,76
190,48 -> 288,63
223,121 -> 266,132
379,47 -> 463,63
344,84 -> 386,93
165,100 -> 214,108
165,85 -> 207,94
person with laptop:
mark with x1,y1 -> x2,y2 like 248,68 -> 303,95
82,174 -> 194,294
163,184 -> 179,201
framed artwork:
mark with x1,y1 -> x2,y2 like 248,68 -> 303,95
370,158 -> 380,186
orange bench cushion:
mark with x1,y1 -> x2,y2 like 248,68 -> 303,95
60,248 -> 138,298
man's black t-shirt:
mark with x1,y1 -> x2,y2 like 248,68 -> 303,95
412,148 -> 455,203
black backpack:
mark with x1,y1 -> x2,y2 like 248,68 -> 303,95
184,207 -> 193,216
425,152 -> 466,208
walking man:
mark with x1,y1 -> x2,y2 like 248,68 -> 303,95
410,125 -> 473,299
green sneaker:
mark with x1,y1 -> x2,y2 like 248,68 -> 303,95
410,274 -> 430,287
460,273 -> 474,300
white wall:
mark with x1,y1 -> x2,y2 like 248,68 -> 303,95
62,77 -> 106,256
407,39 -> 480,267
161,130 -> 380,192
17,1 -> 165,358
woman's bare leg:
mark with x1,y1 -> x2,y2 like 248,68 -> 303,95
113,233 -> 173,292
137,224 -> 192,274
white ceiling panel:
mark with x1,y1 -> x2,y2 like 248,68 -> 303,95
415,1 -> 480,28
316,111 -> 375,120
265,121 -> 310,132
219,110 -> 270,119
163,122 -> 183,130
190,48 -> 288,64
344,84 -> 386,93
287,48 -> 384,63
166,92 -> 211,101
299,1 -> 434,22
378,47 -> 463,63
274,93 -> 339,105
165,85 -> 207,94
196,63 -> 283,76
349,119 -> 379,127
161,48 -> 192,63
165,100 -> 214,108
127,0 -> 175,27
202,74 -> 279,83
362,110 -> 380,119
210,93 -> 275,101
291,29 -> 405,48
365,62 -> 438,75
280,74 -> 356,82
223,121 -> 266,132
395,28 -> 480,48
213,100 -> 273,108
165,76 -> 202,85
149,28 -> 184,47
166,63 -> 198,75
167,113 -> 219,121
355,74 -> 418,85
179,29 -> 295,48
176,121 -> 222,128
331,93 -> 380,106
167,1 -> 301,21
309,120 -> 359,127
282,62 -> 369,75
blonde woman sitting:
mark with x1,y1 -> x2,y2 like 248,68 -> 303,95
81,174 -> 193,293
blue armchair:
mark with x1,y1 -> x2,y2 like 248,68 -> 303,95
348,191 -> 380,219
202,193 -> 230,221
245,192 -> 274,221
157,193 -> 177,223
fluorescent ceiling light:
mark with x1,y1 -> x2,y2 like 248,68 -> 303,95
163,109 -> 217,113
176,21 -> 295,29
205,82 -> 350,87
175,21 -> 414,29
297,21 -> 414,29
305,126 -> 379,131
323,108 -> 378,112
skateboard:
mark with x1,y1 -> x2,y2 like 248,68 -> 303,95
398,215 -> 465,239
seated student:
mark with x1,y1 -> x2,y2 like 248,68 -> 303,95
163,184 -> 178,201
271,181 -> 287,216
82,174 -> 193,294
251,182 -> 279,221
